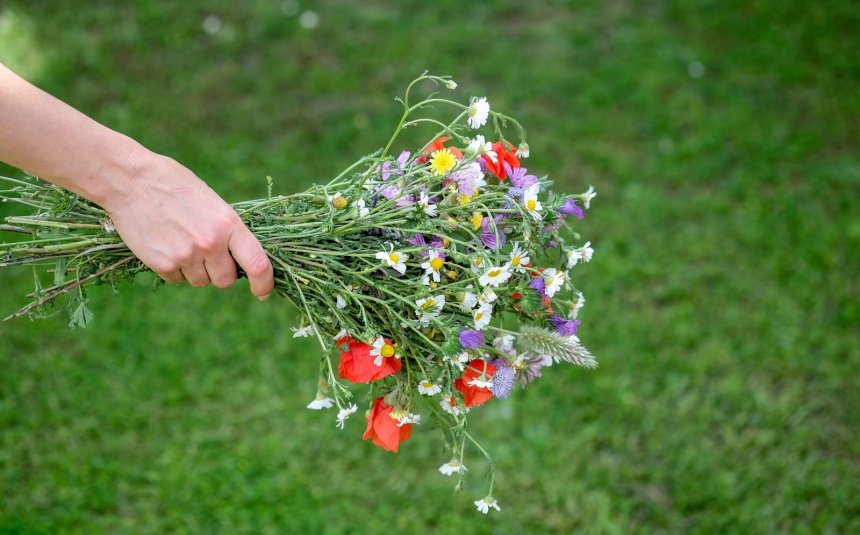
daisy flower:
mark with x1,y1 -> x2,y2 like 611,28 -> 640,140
467,97 -> 490,129
467,135 -> 497,162
581,185 -> 597,209
335,403 -> 358,429
306,393 -> 335,410
467,376 -> 493,389
470,254 -> 488,273
479,287 -> 498,305
508,242 -> 530,272
375,243 -> 409,274
460,285 -> 479,310
492,334 -> 516,354
429,148 -> 458,176
415,294 -> 446,325
438,459 -> 468,476
569,291 -> 585,318
567,241 -> 594,268
417,191 -> 437,217
354,197 -> 369,217
418,379 -> 442,396
292,324 -> 315,338
516,141 -> 530,158
522,183 -> 543,220
397,413 -> 421,427
370,336 -> 400,366
543,268 -> 566,298
440,398 -> 469,415
472,303 -> 493,330
474,496 -> 501,514
445,352 -> 471,371
478,264 -> 512,287
420,250 -> 445,283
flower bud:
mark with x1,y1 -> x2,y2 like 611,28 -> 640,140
330,194 -> 349,210
516,142 -> 530,158
444,79 -> 457,90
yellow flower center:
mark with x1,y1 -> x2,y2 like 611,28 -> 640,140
421,298 -> 436,310
381,344 -> 396,358
429,149 -> 457,176
446,270 -> 458,280
429,281 -> 438,289
474,312 -> 484,321
390,408 -> 408,420
488,269 -> 502,278
526,199 -> 537,211
430,258 -> 444,271
471,212 -> 483,231
421,381 -> 434,389
511,255 -> 521,266
474,257 -> 483,266
389,253 -> 400,263
459,194 -> 472,206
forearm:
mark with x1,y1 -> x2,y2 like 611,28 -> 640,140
0,62 -> 145,210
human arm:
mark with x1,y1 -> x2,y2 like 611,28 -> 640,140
0,63 -> 273,299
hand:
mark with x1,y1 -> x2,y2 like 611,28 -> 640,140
103,149 -> 274,300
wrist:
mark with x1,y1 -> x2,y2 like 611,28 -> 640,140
88,135 -> 155,213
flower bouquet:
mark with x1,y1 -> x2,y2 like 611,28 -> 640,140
0,74 -> 597,513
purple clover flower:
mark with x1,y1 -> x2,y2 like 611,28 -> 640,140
550,315 -> 580,337
490,365 -> 516,399
518,357 -> 544,388
459,329 -> 485,349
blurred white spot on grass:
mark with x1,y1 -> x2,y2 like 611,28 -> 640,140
0,9 -> 47,79
203,15 -> 222,35
281,1 -> 299,16
687,60 -> 706,78
299,11 -> 319,29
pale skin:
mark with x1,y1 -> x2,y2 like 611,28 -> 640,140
0,63 -> 274,299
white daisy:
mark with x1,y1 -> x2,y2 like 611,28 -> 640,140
467,135 -> 497,162
492,335 -> 516,354
460,285 -> 479,311
522,183 -> 543,220
472,303 -> 493,330
467,97 -> 490,129
420,250 -> 445,283
440,398 -> 469,415
445,352 -> 471,371
438,459 -> 468,476
581,185 -> 597,209
335,403 -> 358,429
417,379 -> 442,396
478,288 -> 498,305
569,291 -> 585,318
375,243 -> 409,274
516,141 -> 530,158
370,336 -> 399,366
467,377 -> 493,389
508,242 -> 530,272
512,353 -> 527,370
335,294 -> 347,309
478,264 -> 512,288
567,241 -> 594,268
415,294 -> 446,325
306,394 -> 335,410
543,268 -> 566,298
292,324 -> 315,338
354,198 -> 369,218
397,413 -> 421,427
470,254 -> 487,273
417,191 -> 437,217
474,496 -> 501,514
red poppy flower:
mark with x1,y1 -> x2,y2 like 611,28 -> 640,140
416,136 -> 463,163
481,141 -> 521,180
363,397 -> 412,452
454,359 -> 497,407
338,336 -> 401,383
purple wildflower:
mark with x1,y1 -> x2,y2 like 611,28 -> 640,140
450,162 -> 485,196
559,198 -> 584,220
428,236 -> 445,249
403,233 -> 427,247
550,315 -> 580,337
529,276 -> 546,297
459,329 -> 485,349
480,215 -> 507,250
518,357 -> 544,388
380,150 -> 411,181
395,194 -> 415,208
544,219 -> 564,233
505,162 -> 537,188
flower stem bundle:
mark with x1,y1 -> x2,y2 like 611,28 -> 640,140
0,74 -> 598,512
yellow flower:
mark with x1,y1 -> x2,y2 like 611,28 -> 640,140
429,149 -> 457,176
471,211 -> 483,231
459,194 -> 472,206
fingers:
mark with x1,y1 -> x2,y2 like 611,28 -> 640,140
159,270 -> 184,285
204,253 -> 238,289
180,262 -> 211,288
228,223 -> 274,300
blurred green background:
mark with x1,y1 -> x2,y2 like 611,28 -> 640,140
1,1 -> 858,533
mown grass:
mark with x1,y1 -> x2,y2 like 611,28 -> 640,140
1,1 -> 858,533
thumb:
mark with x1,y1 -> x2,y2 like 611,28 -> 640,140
228,224 -> 274,300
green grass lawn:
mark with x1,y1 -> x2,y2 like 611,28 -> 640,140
1,1 -> 858,533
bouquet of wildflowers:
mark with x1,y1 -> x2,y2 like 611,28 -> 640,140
0,74 -> 597,513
